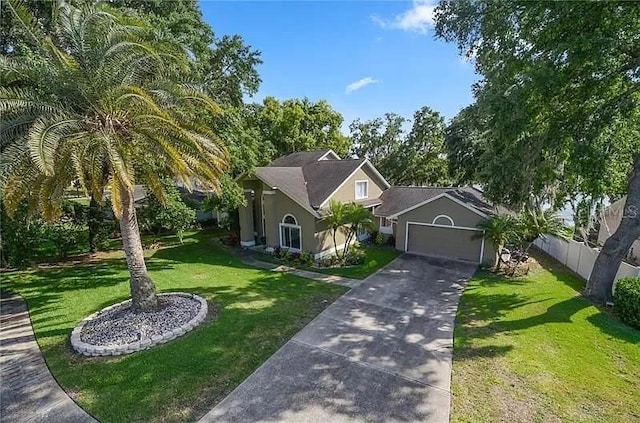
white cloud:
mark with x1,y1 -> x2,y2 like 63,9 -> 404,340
371,0 -> 436,34
345,77 -> 380,94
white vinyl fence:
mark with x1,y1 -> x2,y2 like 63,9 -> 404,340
534,236 -> 640,286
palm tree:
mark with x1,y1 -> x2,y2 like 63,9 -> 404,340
476,214 -> 519,271
325,200 -> 349,258
342,203 -> 374,258
1,1 -> 227,312
518,209 -> 568,252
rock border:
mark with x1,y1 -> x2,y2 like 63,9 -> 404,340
71,292 -> 207,357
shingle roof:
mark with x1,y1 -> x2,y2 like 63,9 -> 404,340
268,150 -> 333,167
375,186 -> 501,217
254,167 -> 312,213
248,152 -> 371,215
303,159 -> 365,207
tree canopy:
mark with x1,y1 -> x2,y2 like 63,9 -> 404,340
435,0 -> 640,303
350,106 -> 450,186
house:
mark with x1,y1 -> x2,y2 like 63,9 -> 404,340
597,196 -> 640,265
236,150 -> 501,264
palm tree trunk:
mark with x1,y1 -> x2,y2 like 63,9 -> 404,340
119,184 -> 158,312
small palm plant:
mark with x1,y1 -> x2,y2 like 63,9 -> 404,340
1,1 -> 227,312
518,208 -> 568,252
476,214 -> 519,271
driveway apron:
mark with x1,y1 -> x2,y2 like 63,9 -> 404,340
199,254 -> 477,423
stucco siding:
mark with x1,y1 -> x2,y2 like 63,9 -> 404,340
314,219 -> 349,255
263,190 -> 317,251
327,166 -> 386,205
394,196 -> 493,264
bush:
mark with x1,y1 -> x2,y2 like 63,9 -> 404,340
614,277 -> 640,329
139,181 -> 196,242
272,246 -> 314,266
374,231 -> 385,245
43,220 -> 87,259
0,203 -> 44,267
345,248 -> 366,265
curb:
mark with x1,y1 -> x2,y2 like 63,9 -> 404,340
70,292 -> 207,357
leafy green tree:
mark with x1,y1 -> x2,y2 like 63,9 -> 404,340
396,106 -> 450,186
476,214 -> 518,271
349,113 -> 406,183
435,1 -> 640,303
248,97 -> 351,158
0,1 -> 227,312
349,107 -> 450,185
446,105 -> 484,185
139,181 -> 197,243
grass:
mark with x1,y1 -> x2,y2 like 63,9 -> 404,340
255,245 -> 401,280
452,252 -> 640,423
1,230 -> 347,423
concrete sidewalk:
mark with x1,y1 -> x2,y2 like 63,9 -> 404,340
199,254 -> 477,423
0,293 -> 97,423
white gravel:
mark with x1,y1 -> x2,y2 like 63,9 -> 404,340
80,295 -> 201,347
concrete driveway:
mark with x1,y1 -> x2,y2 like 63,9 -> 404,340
199,254 -> 477,423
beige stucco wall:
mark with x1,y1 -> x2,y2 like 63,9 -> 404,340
262,189 -> 317,251
326,166 -> 386,205
314,219 -> 349,255
394,196 -> 495,264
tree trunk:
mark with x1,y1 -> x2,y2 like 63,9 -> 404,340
118,184 -> 158,312
586,154 -> 640,304
88,195 -> 104,253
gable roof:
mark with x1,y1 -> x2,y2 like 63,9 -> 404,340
268,150 -> 338,167
375,186 -> 503,218
244,151 -> 390,215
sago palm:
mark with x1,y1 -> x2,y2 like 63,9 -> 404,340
0,1 -> 227,311
476,214 -> 519,271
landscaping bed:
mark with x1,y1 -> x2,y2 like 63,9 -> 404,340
1,230 -> 347,423
452,252 -> 640,422
253,245 -> 401,279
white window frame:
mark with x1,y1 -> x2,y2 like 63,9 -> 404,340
279,214 -> 302,251
432,214 -> 455,226
355,180 -> 369,200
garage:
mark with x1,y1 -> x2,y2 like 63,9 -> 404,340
374,187 -> 498,266
405,222 -> 485,263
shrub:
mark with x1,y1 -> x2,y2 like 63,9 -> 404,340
374,231 -> 385,245
614,277 -> 640,329
345,248 -> 366,265
43,220 -> 87,259
298,251 -> 314,266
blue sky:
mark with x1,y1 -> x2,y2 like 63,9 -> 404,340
199,1 -> 479,129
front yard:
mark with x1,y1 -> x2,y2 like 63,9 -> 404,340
1,230 -> 347,423
452,252 -> 640,422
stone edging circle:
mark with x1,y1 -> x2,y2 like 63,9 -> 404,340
71,292 -> 207,357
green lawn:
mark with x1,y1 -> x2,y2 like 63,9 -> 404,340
452,252 -> 640,423
1,230 -> 347,423
255,245 -> 401,280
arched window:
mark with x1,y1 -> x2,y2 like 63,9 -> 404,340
432,214 -> 455,226
282,214 -> 297,225
280,214 -> 301,250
